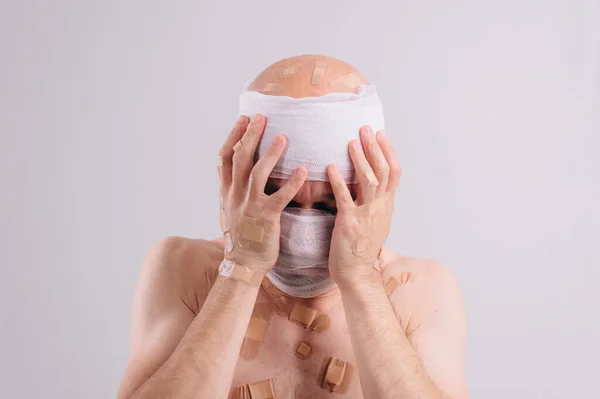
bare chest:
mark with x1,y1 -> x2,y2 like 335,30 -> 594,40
229,294 -> 363,399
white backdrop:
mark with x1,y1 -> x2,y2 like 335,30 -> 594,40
1,1 -> 598,398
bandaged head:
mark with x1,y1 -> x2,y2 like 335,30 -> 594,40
238,85 -> 385,297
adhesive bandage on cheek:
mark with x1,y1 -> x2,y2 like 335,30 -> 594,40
238,84 -> 385,183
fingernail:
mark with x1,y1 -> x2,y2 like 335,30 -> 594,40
238,115 -> 246,124
273,135 -> 283,145
353,140 -> 361,150
253,114 -> 262,124
379,130 -> 387,137
365,126 -> 373,134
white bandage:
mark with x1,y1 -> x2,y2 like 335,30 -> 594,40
238,85 -> 386,183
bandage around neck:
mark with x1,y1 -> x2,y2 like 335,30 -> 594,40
238,85 -> 385,182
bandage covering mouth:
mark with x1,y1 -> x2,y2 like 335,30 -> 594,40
238,84 -> 386,297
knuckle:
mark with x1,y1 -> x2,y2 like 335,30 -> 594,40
271,193 -> 288,206
266,146 -> 279,157
249,167 -> 262,181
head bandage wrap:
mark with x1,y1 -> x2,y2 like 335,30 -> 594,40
238,85 -> 385,297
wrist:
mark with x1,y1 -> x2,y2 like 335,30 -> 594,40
218,259 -> 267,288
334,267 -> 383,294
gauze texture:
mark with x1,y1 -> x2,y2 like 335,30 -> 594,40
267,208 -> 336,298
238,85 -> 385,183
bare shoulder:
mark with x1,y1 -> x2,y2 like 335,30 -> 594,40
119,237 -> 225,399
138,236 -> 224,314
380,248 -> 465,334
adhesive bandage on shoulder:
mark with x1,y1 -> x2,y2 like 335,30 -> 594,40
239,84 -> 385,183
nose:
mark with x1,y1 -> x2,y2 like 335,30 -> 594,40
298,202 -> 315,210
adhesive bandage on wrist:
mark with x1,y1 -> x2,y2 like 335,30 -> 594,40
218,259 -> 264,288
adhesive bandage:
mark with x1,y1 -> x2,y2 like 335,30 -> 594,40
240,303 -> 273,360
311,61 -> 327,84
320,357 -> 354,393
219,259 -> 264,288
294,341 -> 313,359
280,65 -> 297,78
330,72 -> 362,91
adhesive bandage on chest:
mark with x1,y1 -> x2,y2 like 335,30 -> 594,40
239,84 -> 385,183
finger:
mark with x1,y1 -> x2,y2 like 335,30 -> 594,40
376,130 -> 402,192
349,139 -> 378,204
267,167 -> 307,213
360,126 -> 390,197
327,164 -> 354,211
218,115 -> 250,194
248,134 -> 286,200
231,114 -> 267,198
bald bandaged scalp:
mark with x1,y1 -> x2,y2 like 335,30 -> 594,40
239,84 -> 385,183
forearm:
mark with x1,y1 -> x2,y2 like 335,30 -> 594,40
131,274 -> 261,399
339,271 -> 443,399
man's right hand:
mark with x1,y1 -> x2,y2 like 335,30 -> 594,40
217,114 -> 307,272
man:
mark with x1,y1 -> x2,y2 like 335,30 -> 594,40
118,54 -> 469,399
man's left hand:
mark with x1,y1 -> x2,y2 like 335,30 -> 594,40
326,126 -> 402,287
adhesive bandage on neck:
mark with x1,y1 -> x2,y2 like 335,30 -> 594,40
239,85 -> 386,183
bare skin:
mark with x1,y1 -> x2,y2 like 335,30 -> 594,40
118,55 -> 469,399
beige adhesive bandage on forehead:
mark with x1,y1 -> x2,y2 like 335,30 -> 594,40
320,357 -> 354,393
279,65 -> 297,78
261,82 -> 283,93
311,60 -> 327,84
330,72 -> 363,92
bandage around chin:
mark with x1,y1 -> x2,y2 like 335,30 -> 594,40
238,85 -> 385,183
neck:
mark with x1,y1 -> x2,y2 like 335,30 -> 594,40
260,276 -> 341,314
